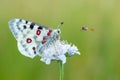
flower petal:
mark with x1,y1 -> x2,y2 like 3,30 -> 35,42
38,40 -> 80,64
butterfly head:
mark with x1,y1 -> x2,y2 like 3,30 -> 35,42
52,29 -> 61,39
55,29 -> 61,34
53,21 -> 63,36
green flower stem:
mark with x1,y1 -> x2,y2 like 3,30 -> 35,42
59,61 -> 64,80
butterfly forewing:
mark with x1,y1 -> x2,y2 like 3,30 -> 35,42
8,18 -> 52,58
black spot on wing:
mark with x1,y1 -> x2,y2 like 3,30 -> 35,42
38,26 -> 43,30
34,51 -> 36,54
25,20 -> 28,24
23,25 -> 27,29
30,23 -> 35,29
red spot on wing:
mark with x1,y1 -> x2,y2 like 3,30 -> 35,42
32,47 -> 36,54
26,38 -> 32,43
36,29 -> 41,35
41,36 -> 47,44
49,29 -> 52,33
42,40 -> 46,44
32,47 -> 36,50
47,29 -> 52,36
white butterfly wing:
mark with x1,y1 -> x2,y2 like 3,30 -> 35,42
8,18 -> 50,58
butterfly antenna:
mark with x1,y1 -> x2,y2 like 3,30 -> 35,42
57,22 -> 64,28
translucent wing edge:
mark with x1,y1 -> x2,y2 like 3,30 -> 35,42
17,42 -> 37,58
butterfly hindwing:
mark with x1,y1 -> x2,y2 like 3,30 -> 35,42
8,18 -> 51,58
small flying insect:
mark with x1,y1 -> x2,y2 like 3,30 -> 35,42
81,26 -> 94,31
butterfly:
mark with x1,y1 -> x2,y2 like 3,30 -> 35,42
8,18 -> 62,58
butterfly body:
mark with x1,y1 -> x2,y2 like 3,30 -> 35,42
8,18 -> 61,58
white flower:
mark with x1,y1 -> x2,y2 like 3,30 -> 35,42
67,45 -> 80,56
39,40 -> 80,64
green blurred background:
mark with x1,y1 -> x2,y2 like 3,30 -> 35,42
0,0 -> 120,80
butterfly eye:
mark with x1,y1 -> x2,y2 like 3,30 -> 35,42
57,30 -> 61,34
